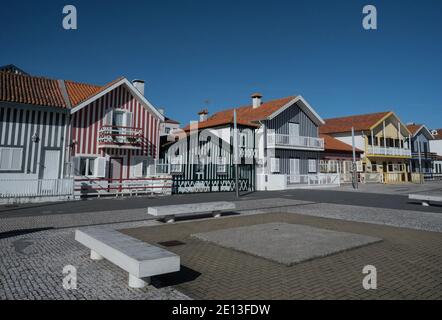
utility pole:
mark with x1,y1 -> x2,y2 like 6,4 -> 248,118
234,109 -> 240,198
417,140 -> 423,184
352,126 -> 358,189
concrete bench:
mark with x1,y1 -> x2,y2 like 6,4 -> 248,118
147,201 -> 236,223
75,227 -> 180,288
409,194 -> 442,206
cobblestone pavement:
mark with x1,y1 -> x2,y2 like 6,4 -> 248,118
122,213 -> 442,300
281,202 -> 442,233
0,198 -> 311,234
325,181 -> 442,196
0,220 -> 190,300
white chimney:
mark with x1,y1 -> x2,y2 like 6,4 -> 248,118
251,93 -> 262,108
198,109 -> 209,122
158,108 -> 165,116
132,79 -> 145,96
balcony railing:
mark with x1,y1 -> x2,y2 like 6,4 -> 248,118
267,134 -> 324,150
366,146 -> 411,157
98,125 -> 143,147
411,151 -> 438,160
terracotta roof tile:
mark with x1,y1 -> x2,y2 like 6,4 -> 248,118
320,112 -> 391,134
183,96 -> 296,131
432,128 -> 442,140
406,124 -> 422,135
0,71 -> 67,108
321,134 -> 363,153
0,71 -> 125,109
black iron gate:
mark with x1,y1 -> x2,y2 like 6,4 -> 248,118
172,164 -> 254,194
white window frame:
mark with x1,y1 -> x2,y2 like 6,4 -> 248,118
78,157 -> 96,177
308,158 -> 317,173
0,147 -> 23,171
270,157 -> 280,173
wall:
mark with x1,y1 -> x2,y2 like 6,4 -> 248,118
264,101 -> 319,137
0,103 -> 67,180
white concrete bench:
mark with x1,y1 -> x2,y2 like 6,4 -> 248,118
409,194 -> 442,206
147,201 -> 236,223
75,227 -> 180,288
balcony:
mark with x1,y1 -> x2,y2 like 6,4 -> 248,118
411,151 -> 438,160
366,146 -> 411,157
267,134 -> 324,150
98,125 -> 143,149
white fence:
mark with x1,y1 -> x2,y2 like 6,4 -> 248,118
0,179 -> 74,200
267,134 -> 324,150
74,177 -> 172,198
360,172 -> 383,183
286,173 -> 340,187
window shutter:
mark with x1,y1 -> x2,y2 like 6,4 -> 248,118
94,157 -> 107,177
72,157 -> 81,175
124,112 -> 133,128
270,158 -> 280,173
133,158 -> 143,177
105,109 -> 113,126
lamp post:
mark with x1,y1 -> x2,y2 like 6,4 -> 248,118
234,109 -> 239,198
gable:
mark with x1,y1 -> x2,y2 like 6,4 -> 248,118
70,78 -> 164,121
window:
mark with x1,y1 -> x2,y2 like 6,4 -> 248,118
79,158 -> 95,176
0,147 -> 23,171
216,157 -> 227,174
308,159 -> 317,173
270,157 -> 280,173
165,127 -> 171,134
240,133 -> 247,147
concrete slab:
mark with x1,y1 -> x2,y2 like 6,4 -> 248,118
192,222 -> 382,266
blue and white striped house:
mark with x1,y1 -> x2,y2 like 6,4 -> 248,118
162,93 -> 339,193
0,69 -> 72,202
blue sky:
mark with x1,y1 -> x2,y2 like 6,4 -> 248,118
1,0 -> 441,128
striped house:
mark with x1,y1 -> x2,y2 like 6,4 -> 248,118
0,68 -> 166,202
164,93 -> 339,193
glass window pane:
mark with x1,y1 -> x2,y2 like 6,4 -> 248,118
0,149 -> 11,169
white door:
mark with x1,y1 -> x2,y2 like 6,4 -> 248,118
42,150 -> 60,179
289,123 -> 300,145
289,158 -> 300,183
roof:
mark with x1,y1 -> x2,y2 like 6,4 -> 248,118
406,124 -> 434,139
0,64 -> 29,75
321,134 -> 363,153
431,128 -> 442,140
0,71 -> 67,108
320,112 -> 391,134
183,96 -> 299,131
406,124 -> 421,135
0,72 -> 161,119
164,117 -> 180,124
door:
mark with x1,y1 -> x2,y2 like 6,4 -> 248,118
289,123 -> 300,145
42,150 -> 60,179
41,150 -> 60,193
289,158 -> 300,183
109,157 -> 123,192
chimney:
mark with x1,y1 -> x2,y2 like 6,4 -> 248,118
158,108 -> 165,116
132,79 -> 145,96
251,93 -> 262,108
406,122 -> 415,126
198,109 -> 209,122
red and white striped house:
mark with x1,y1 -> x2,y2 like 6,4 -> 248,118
68,77 -> 168,196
